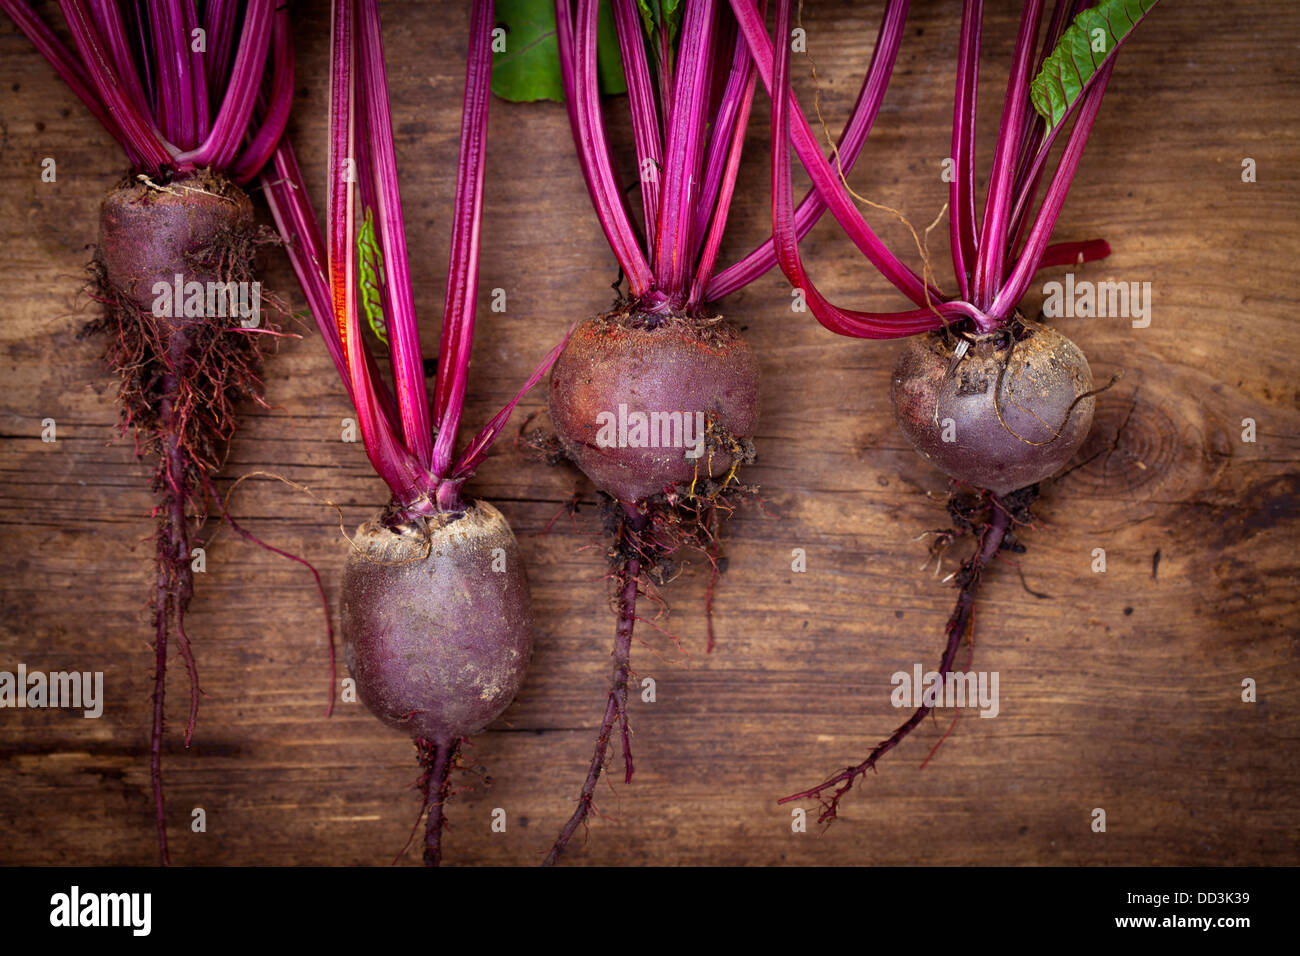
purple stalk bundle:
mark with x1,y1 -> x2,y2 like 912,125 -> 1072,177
3,0 -> 296,864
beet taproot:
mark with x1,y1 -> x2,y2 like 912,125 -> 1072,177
99,171 -> 256,331
548,310 -> 759,503
340,500 -> 534,747
891,320 -> 1094,496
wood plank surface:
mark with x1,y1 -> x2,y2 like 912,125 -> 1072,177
0,0 -> 1296,866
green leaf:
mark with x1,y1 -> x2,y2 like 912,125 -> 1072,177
636,0 -> 683,42
491,0 -> 627,103
595,2 -> 627,96
356,208 -> 388,347
636,0 -> 683,71
1030,0 -> 1158,131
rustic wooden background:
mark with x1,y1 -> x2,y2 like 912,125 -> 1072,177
0,0 -> 1296,866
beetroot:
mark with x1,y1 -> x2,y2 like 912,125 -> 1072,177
749,0 -> 1154,821
549,311 -> 760,502
7,0 -> 298,863
891,321 -> 1095,497
92,170 -> 268,863
262,0 -> 562,865
340,501 -> 534,866
508,0 -> 795,864
539,310 -> 761,867
544,303 -> 758,864
341,501 -> 533,746
99,172 -> 256,322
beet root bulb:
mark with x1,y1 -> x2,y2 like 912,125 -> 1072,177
340,500 -> 534,747
891,320 -> 1094,496
98,170 -> 256,332
548,310 -> 759,503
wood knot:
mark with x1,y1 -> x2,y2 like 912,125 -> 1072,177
1061,386 -> 1174,495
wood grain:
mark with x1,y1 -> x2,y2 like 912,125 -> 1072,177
0,0 -> 1296,866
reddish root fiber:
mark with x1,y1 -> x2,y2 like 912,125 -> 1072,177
147,336 -> 197,867
149,553 -> 171,865
540,509 -> 642,868
543,432 -> 757,865
131,327 -> 253,865
779,489 -> 1034,824
544,510 -> 643,868
703,503 -> 722,653
416,738 -> 459,867
198,470 -> 337,717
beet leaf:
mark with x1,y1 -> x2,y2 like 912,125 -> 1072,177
1030,0 -> 1158,131
492,0 -> 626,102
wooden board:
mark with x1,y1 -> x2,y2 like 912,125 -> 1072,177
0,0 -> 1296,866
